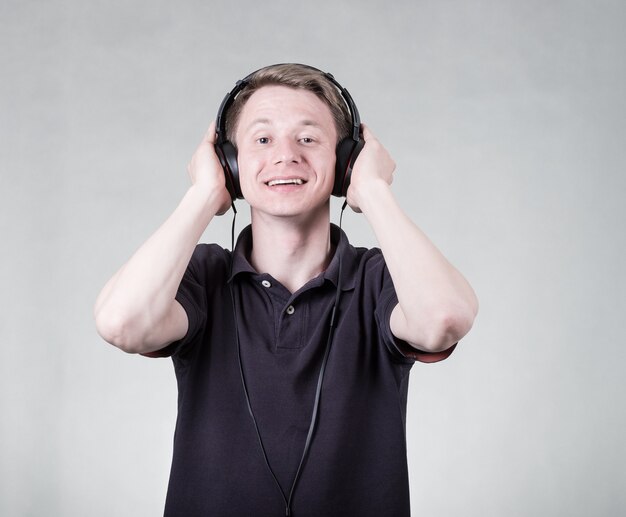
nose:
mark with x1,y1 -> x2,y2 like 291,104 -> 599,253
273,138 -> 300,165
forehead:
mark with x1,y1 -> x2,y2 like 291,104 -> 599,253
237,85 -> 336,132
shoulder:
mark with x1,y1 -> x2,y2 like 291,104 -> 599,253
186,243 -> 231,279
351,245 -> 388,282
333,228 -> 387,287
190,242 -> 231,262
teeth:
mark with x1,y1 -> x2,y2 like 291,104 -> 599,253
268,178 -> 304,187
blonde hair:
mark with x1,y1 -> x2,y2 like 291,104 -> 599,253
225,64 -> 352,145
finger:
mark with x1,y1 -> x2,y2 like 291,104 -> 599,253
347,199 -> 362,214
360,123 -> 374,141
204,120 -> 217,144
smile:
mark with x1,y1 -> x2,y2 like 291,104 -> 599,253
266,178 -> 305,187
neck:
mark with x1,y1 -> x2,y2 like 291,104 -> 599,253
249,209 -> 332,293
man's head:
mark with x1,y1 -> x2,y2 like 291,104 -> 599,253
216,64 -> 363,200
224,63 -> 352,146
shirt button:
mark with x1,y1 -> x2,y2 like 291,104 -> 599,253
261,280 -> 271,288
286,305 -> 295,315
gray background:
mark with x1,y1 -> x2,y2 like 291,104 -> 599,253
1,0 -> 624,515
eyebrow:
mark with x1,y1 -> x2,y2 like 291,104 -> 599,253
248,118 -> 271,127
246,118 -> 322,129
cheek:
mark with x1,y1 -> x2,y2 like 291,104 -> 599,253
236,154 -> 256,181
322,155 -> 337,184
237,154 -> 267,200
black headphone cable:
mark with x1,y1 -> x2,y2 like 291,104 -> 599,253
228,201 -> 348,517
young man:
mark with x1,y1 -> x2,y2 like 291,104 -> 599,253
95,64 -> 478,517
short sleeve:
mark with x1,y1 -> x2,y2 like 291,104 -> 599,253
141,244 -> 226,358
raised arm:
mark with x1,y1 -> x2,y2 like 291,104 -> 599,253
347,124 -> 478,353
94,122 -> 232,354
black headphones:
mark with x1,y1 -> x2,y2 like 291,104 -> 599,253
214,64 -> 364,200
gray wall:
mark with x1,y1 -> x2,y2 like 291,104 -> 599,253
2,0 -> 624,515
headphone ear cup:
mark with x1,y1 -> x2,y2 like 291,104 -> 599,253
333,138 -> 364,197
333,138 -> 354,197
217,140 -> 243,199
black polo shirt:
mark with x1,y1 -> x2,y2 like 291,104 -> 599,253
153,225 -> 453,517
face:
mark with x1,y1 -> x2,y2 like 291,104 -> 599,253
234,85 -> 338,221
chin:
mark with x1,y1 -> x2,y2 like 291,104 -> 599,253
251,197 -> 331,221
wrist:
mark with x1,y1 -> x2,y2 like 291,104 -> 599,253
186,184 -> 230,217
353,178 -> 392,214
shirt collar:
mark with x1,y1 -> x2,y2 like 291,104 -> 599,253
229,224 -> 357,291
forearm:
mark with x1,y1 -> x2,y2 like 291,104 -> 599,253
359,180 -> 478,351
95,185 -> 222,351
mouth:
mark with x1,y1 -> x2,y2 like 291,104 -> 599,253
266,178 -> 306,187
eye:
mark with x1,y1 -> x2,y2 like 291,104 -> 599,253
257,137 -> 270,144
299,137 -> 314,144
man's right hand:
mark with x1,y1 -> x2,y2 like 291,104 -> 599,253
187,120 -> 233,216
94,121 -> 235,355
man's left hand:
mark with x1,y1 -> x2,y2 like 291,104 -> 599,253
346,124 -> 396,213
